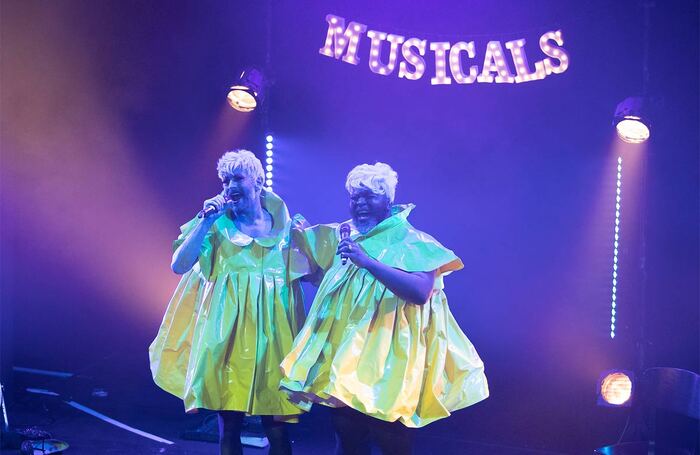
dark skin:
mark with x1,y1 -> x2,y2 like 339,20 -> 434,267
336,188 -> 436,305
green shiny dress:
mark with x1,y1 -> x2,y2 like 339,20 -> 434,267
150,191 -> 308,416
280,204 -> 489,427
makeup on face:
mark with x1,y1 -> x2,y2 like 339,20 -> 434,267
349,187 -> 390,233
221,169 -> 259,211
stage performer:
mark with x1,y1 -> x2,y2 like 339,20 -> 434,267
280,162 -> 489,454
150,150 -> 310,455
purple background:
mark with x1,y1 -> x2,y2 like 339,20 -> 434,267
1,0 -> 697,452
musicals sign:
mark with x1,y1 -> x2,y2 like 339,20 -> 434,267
319,14 -> 570,85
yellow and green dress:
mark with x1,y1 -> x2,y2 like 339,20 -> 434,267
149,191 -> 309,416
280,204 -> 489,427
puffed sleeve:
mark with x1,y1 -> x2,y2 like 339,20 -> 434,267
285,214 -> 314,281
399,229 -> 463,276
362,224 -> 463,276
291,222 -> 339,276
172,216 -> 215,279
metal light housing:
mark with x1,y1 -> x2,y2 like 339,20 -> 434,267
614,97 -> 650,144
227,67 -> 265,113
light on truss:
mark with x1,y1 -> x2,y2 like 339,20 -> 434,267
614,97 -> 650,144
227,67 -> 265,113
597,370 -> 634,407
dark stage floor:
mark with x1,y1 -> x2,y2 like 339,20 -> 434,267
2,346 -> 564,455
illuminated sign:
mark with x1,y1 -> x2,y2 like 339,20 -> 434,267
319,14 -> 569,85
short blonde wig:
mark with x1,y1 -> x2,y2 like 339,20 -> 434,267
217,149 -> 264,186
345,162 -> 398,202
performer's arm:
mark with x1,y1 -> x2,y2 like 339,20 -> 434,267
171,217 -> 215,274
337,238 -> 436,304
172,194 -> 228,274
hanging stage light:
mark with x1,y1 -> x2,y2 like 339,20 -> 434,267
614,97 -> 650,144
227,67 -> 265,112
613,2 -> 652,145
597,370 -> 634,407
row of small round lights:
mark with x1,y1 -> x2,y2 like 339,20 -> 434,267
429,42 -> 451,85
540,30 -> 570,75
264,134 -> 274,191
319,15 -> 366,64
367,31 -> 405,76
505,39 -> 546,82
448,41 -> 477,84
398,38 -> 427,80
610,157 -> 622,339
477,41 -> 515,83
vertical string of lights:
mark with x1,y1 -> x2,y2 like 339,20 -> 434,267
608,2 -> 652,343
264,135 -> 274,191
610,157 -> 623,339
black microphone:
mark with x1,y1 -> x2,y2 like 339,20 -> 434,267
340,223 -> 351,265
197,197 -> 232,219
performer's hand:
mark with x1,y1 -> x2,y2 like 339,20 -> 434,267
336,238 -> 372,268
201,192 -> 231,221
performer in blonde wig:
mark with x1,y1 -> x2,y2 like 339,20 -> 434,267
281,162 -> 489,454
150,150 -> 310,455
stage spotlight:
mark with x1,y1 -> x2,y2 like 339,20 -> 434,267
227,67 -> 265,113
598,370 -> 634,407
614,97 -> 650,144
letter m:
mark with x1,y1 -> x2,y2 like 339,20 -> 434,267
319,14 -> 367,65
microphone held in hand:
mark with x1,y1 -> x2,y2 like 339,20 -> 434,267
340,223 -> 351,265
197,197 -> 232,219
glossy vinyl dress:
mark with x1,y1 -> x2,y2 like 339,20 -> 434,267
149,191 -> 309,416
280,204 -> 489,427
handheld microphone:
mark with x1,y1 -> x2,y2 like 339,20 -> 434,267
197,197 -> 232,219
340,223 -> 351,265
